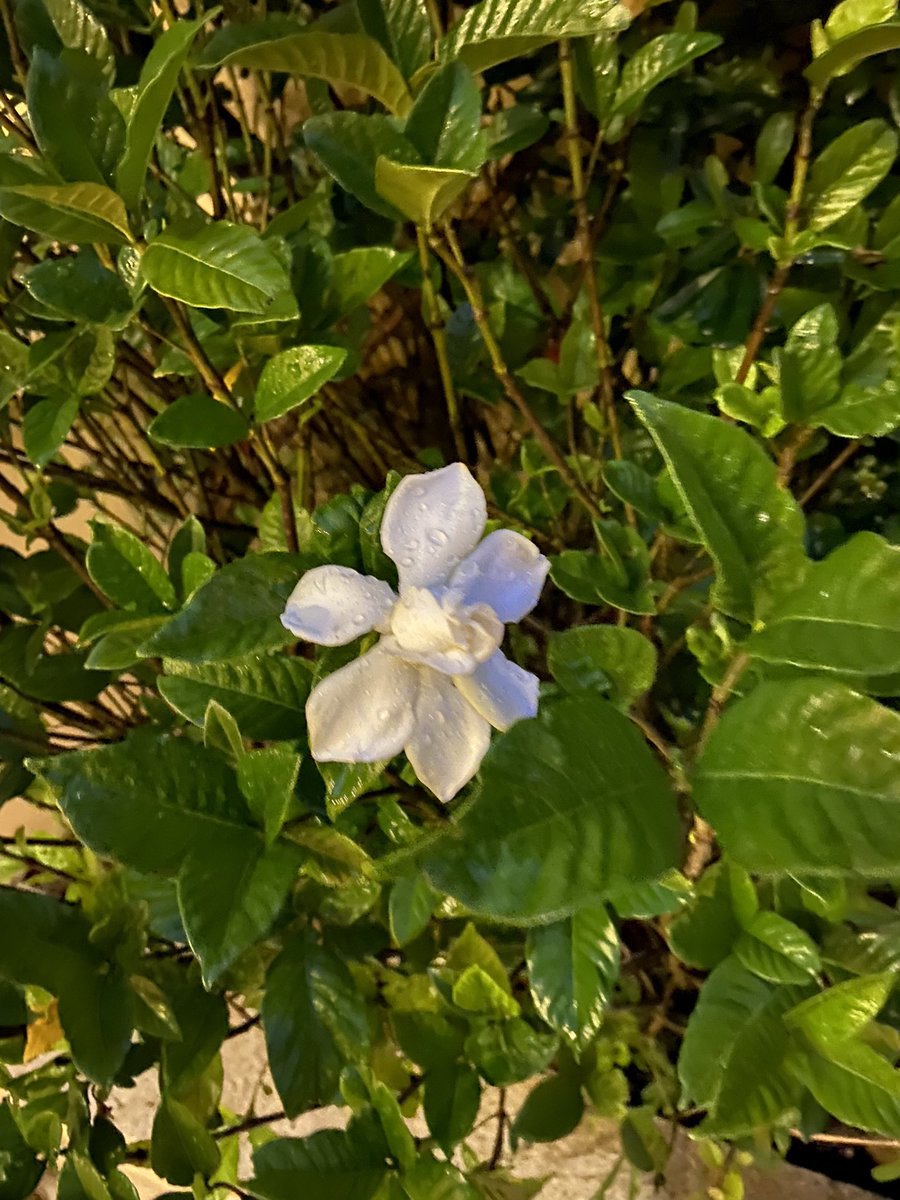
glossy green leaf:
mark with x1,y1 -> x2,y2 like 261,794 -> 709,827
806,20 -> 900,85
159,654 -> 311,740
812,379 -> 900,437
611,32 -> 721,118
404,61 -> 486,171
547,625 -> 656,704
148,394 -> 248,448
262,934 -> 370,1117
197,22 -> 412,115
256,344 -> 347,422
150,1097 -> 220,1186
238,746 -> 302,843
678,957 -> 805,1136
358,0 -> 432,80
784,972 -> 896,1051
733,912 -> 822,985
806,119 -> 898,232
441,0 -> 629,75
550,522 -> 654,616
748,533 -> 900,684
755,111 -> 795,185
695,678 -> 900,877
0,181 -> 131,244
788,1040 -> 900,1137
628,391 -> 807,622
85,616 -> 169,670
375,157 -> 474,228
141,553 -> 301,662
304,112 -> 418,219
141,223 -> 292,313
87,520 -> 176,612
248,1129 -> 387,1200
22,250 -> 132,326
826,0 -> 898,42
0,330 -> 29,410
327,247 -> 410,317
423,693 -> 681,922
779,303 -> 841,423
22,394 -> 78,467
526,906 -> 619,1049
116,19 -> 204,209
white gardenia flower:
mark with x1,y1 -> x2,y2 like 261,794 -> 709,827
281,463 -> 549,802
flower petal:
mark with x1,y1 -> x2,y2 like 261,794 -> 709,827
281,565 -> 396,646
454,650 -> 540,731
450,529 -> 550,623
405,671 -> 491,802
307,645 -> 418,762
381,463 -> 487,589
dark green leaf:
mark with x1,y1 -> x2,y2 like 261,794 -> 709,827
238,746 -> 302,843
248,1129 -> 387,1200
404,62 -> 485,171
424,1064 -> 480,1154
547,625 -> 656,704
779,304 -> 842,424
22,394 -> 78,467
755,112 -> 795,185
611,32 -> 721,118
550,524 -> 654,616
22,250 -> 133,326
526,907 -> 619,1049
150,1098 -> 219,1186
159,654 -> 311,739
87,520 -> 176,612
148,394 -> 249,449
511,1072 -> 584,1144
389,872 -> 437,947
0,1103 -> 43,1200
358,0 -> 432,80
305,112 -> 418,219
465,1020 -> 557,1087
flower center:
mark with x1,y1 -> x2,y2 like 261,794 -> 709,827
385,586 -> 503,675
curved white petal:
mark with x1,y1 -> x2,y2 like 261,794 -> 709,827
405,671 -> 491,802
281,565 -> 396,646
381,463 -> 487,590
450,529 -> 549,623
307,645 -> 418,762
454,650 -> 540,732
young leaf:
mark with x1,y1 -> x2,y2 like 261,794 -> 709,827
806,118 -> 898,232
695,679 -> 900,877
628,391 -> 807,623
238,746 -> 302,843
550,522 -> 654,616
148,394 -> 249,449
374,158 -> 475,228
733,911 -> 822,985
826,0 -> 897,43
255,345 -> 347,422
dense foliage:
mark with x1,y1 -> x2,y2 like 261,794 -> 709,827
2,0 -> 900,1195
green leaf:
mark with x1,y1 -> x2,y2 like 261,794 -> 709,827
812,379 -> 900,437
511,1072 -> 584,1144
678,957 -> 805,1136
0,886 -> 131,1085
159,654 -> 311,740
22,394 -> 79,467
358,0 -> 432,80
784,973 -> 896,1051
262,934 -> 370,1117
402,1157 -> 480,1200
0,329 -> 29,410
826,0 -> 898,42
526,906 -> 619,1050
404,62 -> 486,171
444,921 -> 511,992
424,1065 -> 480,1154
452,965 -> 520,1018
150,1097 -> 220,1186
148,394 -> 249,449
22,250 -> 133,326
550,523 -> 654,616
806,119 -> 898,232
116,19 -> 205,209
628,391 -> 807,623
611,32 -> 721,118
238,746 -> 302,843
141,554 -> 300,662
465,1019 -> 557,1087
41,0 -> 114,76
87,520 -> 176,612
733,912 -> 822,985
304,112 -> 418,219
668,863 -> 756,971
177,835 -> 301,985
748,533 -> 900,685
85,616 -> 169,670
423,693 -> 681,923
779,303 -> 842,423
806,20 -> 900,86
255,345 -> 346,422
441,0 -> 629,75
755,111 -> 796,185
197,22 -> 412,115
375,157 -> 475,228
161,980 -> 228,1092
321,760 -> 387,818
547,625 -> 656,704
389,872 -> 437,947
788,1040 -> 900,1137
694,678 -> 900,877
248,1129 -> 387,1200
0,1103 -> 43,1200
141,222 -> 292,313
0,181 -> 131,244
327,247 -> 410,317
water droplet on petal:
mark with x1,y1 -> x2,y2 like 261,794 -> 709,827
428,529 -> 449,548
377,707 -> 390,722
352,613 -> 367,626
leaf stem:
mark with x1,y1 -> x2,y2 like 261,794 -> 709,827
415,229 -> 467,462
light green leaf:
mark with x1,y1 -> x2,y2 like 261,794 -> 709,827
304,112 -> 418,219
358,0 -> 432,80
375,157 -> 474,228
0,181 -> 131,244
141,553 -> 301,662
441,0 -> 629,75
806,118 -> 898,232
811,378 -> 900,437
826,0 -> 897,43
678,957 -> 805,1135
611,32 -> 721,118
628,390 -> 807,623
159,654 -> 311,740
329,247 -> 410,316
256,345 -> 347,422
43,0 -> 114,76
779,303 -> 842,423
806,20 -> 900,85
197,21 -> 412,115
694,678 -> 900,877
526,906 -> 619,1049
148,394 -> 249,448
465,1019 -> 557,1087
733,911 -> 822,985
141,222 -> 292,313
87,520 -> 176,612
0,329 -> 29,409
117,18 -> 205,209
784,972 -> 896,1051
788,1040 -> 900,1137
22,395 -> 79,467
748,533 -> 900,684
85,616 -> 169,670
423,693 -> 681,923
547,625 -> 656,704
452,965 -> 520,1017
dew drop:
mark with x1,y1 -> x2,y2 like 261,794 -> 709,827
400,555 -> 415,567
352,613 -> 367,626
377,707 -> 390,722
428,529 -> 449,548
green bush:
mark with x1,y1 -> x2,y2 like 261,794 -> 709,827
1,0 -> 900,1195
